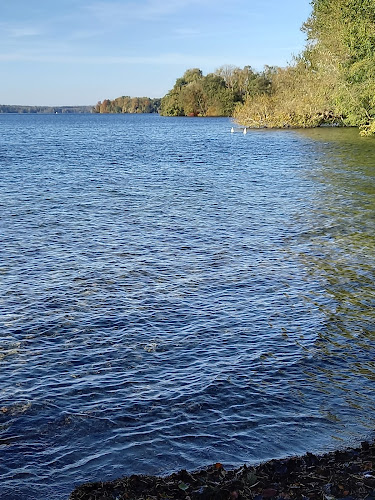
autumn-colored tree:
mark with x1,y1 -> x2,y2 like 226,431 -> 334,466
304,0 -> 375,134
160,66 -> 270,117
235,0 -> 375,135
94,96 -> 160,114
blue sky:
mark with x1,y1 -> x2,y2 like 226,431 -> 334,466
1,0 -> 312,106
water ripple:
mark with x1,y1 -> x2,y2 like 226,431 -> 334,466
0,115 -> 374,499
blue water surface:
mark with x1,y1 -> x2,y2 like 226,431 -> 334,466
0,114 -> 374,499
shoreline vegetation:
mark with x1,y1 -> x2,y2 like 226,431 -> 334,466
93,0 -> 375,136
92,65 -> 271,118
6,1 -> 375,136
0,105 -> 93,114
158,67 -> 270,118
69,439 -> 375,499
233,0 -> 375,137
94,97 -> 161,114
4,2 -> 375,136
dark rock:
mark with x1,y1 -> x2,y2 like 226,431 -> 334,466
69,439 -> 375,500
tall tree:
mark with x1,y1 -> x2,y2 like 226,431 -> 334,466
235,0 -> 375,135
160,67 -> 269,117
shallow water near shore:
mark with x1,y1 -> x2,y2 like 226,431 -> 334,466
0,114 -> 374,500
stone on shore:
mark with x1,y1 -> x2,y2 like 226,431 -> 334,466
69,440 -> 375,500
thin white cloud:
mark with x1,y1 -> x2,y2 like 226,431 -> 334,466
68,29 -> 105,40
0,52 -> 22,61
2,24 -> 42,38
0,50 -> 224,67
87,0 -> 208,23
9,27 -> 41,37
173,28 -> 200,37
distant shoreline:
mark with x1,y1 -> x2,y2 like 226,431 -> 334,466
0,105 -> 94,114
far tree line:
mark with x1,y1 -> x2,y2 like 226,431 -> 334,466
94,65 -> 270,118
94,96 -> 160,114
0,105 -> 93,114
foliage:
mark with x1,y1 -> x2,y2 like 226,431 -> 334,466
235,0 -> 375,135
234,59 -> 341,128
160,66 -> 271,117
304,0 -> 375,133
0,105 -> 93,113
93,1 -> 375,132
94,96 -> 161,114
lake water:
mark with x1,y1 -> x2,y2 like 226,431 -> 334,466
0,113 -> 374,499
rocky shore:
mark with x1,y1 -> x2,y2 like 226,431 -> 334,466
69,440 -> 375,500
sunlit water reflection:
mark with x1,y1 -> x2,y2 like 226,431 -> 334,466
0,115 -> 374,499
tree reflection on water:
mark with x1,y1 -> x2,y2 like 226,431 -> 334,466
293,127 -> 375,430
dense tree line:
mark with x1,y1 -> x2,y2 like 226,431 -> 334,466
160,66 -> 271,117
234,0 -> 375,135
0,105 -> 93,113
94,96 -> 161,114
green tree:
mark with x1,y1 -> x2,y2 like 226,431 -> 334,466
160,66 -> 267,117
236,0 -> 375,134
300,0 -> 375,133
94,96 -> 160,114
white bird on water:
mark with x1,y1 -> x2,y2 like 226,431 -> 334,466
230,126 -> 248,134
